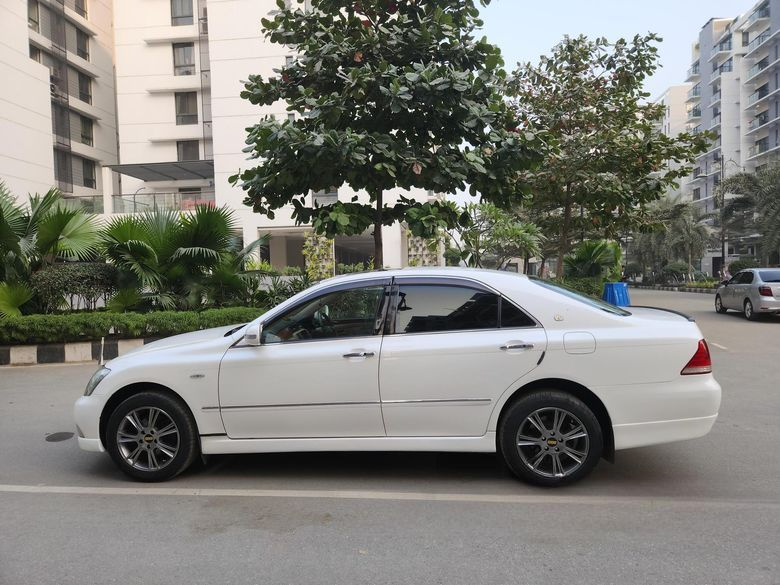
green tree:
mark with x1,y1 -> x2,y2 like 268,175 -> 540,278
666,204 -> 711,276
509,34 -> 709,274
563,239 -> 621,280
231,0 -> 540,266
446,203 -> 542,270
718,166 -> 780,264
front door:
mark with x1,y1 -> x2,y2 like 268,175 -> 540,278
218,281 -> 389,439
379,279 -> 547,437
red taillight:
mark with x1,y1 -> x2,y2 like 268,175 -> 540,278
758,286 -> 773,297
681,340 -> 712,375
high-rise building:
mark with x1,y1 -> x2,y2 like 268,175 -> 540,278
0,0 -> 438,269
659,0 -> 778,274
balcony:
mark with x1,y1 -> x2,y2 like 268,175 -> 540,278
690,124 -> 703,134
687,106 -> 702,121
62,195 -> 103,214
747,57 -> 771,82
686,62 -> 700,81
748,85 -> 770,106
744,4 -> 770,30
110,191 -> 216,214
709,91 -> 722,108
746,29 -> 772,56
710,61 -> 733,84
686,84 -> 701,101
749,139 -> 770,158
710,113 -> 721,129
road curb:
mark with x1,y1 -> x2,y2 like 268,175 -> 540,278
630,285 -> 717,295
0,337 -> 154,367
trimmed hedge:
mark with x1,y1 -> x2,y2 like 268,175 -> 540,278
551,277 -> 604,298
0,307 -> 264,345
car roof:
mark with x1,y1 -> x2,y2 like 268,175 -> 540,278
314,267 -> 530,287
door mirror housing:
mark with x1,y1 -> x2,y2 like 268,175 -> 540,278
242,321 -> 263,346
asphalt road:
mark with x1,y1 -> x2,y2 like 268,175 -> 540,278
1,289 -> 778,585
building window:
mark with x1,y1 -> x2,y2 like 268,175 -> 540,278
54,150 -> 73,192
72,0 -> 87,18
693,188 -> 701,201
82,159 -> 96,188
29,45 -> 41,61
28,0 -> 39,31
78,72 -> 91,104
175,92 -> 198,125
80,116 -> 93,146
177,140 -> 199,161
76,29 -> 89,60
173,43 -> 195,75
171,0 -> 193,25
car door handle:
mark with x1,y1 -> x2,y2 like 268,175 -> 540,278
343,351 -> 375,358
500,343 -> 534,351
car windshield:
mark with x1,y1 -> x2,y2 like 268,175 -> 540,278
759,270 -> 780,283
528,277 -> 631,316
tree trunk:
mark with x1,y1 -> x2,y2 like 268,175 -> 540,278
373,189 -> 384,268
523,256 -> 530,275
556,187 -> 573,277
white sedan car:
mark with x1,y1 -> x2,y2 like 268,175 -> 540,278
74,268 -> 721,487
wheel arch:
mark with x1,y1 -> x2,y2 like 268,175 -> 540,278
495,378 -> 615,462
99,383 -> 199,450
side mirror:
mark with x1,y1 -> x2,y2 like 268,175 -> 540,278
242,321 -> 263,346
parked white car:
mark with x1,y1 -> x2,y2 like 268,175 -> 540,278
74,268 -> 721,486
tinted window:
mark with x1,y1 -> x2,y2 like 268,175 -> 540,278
501,298 -> 536,328
759,270 -> 780,283
394,285 -> 498,334
737,272 -> 754,284
262,286 -> 385,343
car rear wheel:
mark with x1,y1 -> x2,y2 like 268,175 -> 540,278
499,390 -> 603,487
106,391 -> 198,482
744,299 -> 761,321
715,295 -> 727,314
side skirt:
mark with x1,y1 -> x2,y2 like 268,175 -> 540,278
201,433 -> 497,455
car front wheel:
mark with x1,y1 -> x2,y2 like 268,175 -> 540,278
105,391 -> 198,482
715,295 -> 727,314
499,390 -> 603,487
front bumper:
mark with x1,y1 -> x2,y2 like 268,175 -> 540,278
74,395 -> 108,452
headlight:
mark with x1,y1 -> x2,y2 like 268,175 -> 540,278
84,366 -> 111,397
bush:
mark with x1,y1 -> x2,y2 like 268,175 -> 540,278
624,262 -> 643,278
0,307 -> 264,345
728,258 -> 759,273
551,277 -> 603,298
29,262 -> 118,312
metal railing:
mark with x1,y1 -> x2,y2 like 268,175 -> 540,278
110,191 -> 216,214
710,114 -> 721,128
61,195 -> 104,214
748,58 -> 770,80
687,107 -> 701,120
749,139 -> 770,157
748,112 -> 770,131
748,86 -> 770,105
746,4 -> 770,27
747,29 -> 772,54
687,85 -> 701,99
687,62 -> 700,78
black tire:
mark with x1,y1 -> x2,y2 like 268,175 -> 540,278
715,295 -> 727,314
744,299 -> 761,321
499,390 -> 603,487
106,391 -> 199,482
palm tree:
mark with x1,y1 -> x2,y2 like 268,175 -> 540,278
666,205 -> 711,278
564,240 -> 621,279
719,166 -> 780,264
101,206 -> 267,310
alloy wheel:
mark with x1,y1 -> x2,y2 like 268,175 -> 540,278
516,407 -> 590,478
116,407 -> 180,471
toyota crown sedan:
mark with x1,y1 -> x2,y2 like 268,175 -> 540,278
74,268 -> 721,487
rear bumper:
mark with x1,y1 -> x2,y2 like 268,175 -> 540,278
757,298 -> 780,312
597,375 -> 721,451
613,413 -> 717,450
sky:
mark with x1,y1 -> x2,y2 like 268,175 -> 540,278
478,0 -> 755,99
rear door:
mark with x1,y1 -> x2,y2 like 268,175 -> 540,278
378,277 -> 547,437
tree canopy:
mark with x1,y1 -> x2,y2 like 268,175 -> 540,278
231,0 -> 540,265
509,34 -> 710,274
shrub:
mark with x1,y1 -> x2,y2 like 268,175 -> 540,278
728,258 -> 759,273
0,307 -> 265,345
29,262 -> 118,312
624,262 -> 643,278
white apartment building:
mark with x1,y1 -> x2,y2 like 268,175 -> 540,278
675,0 -> 780,273
1,0 -> 438,269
